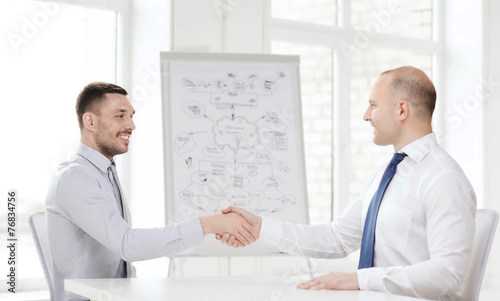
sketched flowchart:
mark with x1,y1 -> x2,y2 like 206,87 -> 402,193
172,71 -> 299,219
161,54 -> 307,229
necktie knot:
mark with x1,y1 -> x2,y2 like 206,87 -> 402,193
390,152 -> 407,166
109,161 -> 117,171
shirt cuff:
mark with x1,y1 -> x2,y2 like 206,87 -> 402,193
260,216 -> 284,243
178,216 -> 204,249
357,267 -> 386,292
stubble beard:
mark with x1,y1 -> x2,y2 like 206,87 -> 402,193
95,128 -> 128,159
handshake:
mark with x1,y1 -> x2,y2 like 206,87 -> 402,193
199,206 -> 360,291
199,206 -> 262,248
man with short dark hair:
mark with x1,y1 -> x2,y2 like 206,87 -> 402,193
220,66 -> 477,301
46,82 -> 257,301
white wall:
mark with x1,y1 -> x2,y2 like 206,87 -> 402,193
442,0 -> 499,290
124,0 -> 171,276
441,0 -> 483,205
482,0 -> 500,288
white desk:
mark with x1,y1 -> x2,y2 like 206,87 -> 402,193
65,276 -> 430,301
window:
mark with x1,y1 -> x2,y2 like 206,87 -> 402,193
0,0 -> 119,292
272,42 -> 334,223
272,0 -> 337,26
270,0 -> 438,222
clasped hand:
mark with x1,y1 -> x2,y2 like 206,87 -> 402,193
199,206 -> 261,248
214,206 -> 262,248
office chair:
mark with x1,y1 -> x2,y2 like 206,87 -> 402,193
28,211 -> 55,301
461,208 -> 499,301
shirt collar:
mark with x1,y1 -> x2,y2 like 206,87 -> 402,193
400,133 -> 438,164
76,142 -> 112,173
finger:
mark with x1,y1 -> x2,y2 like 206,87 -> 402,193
297,283 -> 312,290
232,209 -> 260,238
224,217 -> 252,245
233,238 -> 247,248
229,206 -> 249,217
238,225 -> 257,245
221,206 -> 233,214
310,283 -> 325,291
215,234 -> 222,240
232,230 -> 251,246
220,233 -> 231,244
238,219 -> 257,242
233,215 -> 257,243
296,279 -> 318,289
231,240 -> 241,248
223,233 -> 236,246
226,235 -> 236,247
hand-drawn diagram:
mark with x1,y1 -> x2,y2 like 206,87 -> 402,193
164,60 -> 307,225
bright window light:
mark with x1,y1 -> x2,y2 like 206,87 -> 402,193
0,0 -> 117,291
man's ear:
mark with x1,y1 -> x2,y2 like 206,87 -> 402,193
398,100 -> 409,120
82,112 -> 96,132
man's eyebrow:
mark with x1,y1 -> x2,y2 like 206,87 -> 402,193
114,108 -> 135,114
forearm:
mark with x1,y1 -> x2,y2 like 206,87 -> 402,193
121,217 -> 204,261
357,256 -> 467,300
260,216 -> 358,258
59,193 -> 204,262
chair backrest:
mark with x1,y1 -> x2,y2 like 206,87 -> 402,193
28,211 -> 54,301
461,208 -> 499,301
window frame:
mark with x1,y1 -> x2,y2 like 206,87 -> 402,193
51,0 -> 131,87
0,0 -> 130,294
267,0 -> 443,218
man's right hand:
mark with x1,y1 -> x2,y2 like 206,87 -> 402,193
216,206 -> 262,248
199,211 -> 258,247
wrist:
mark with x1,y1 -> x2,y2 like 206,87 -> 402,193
256,216 -> 262,235
199,214 -> 214,235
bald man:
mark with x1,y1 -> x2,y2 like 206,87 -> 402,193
219,66 -> 477,301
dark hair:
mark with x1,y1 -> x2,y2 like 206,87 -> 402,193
75,82 -> 128,129
382,66 -> 436,121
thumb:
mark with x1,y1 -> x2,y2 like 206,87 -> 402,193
221,206 -> 233,214
229,206 -> 247,217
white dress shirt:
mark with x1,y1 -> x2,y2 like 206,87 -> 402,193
260,133 -> 477,301
45,143 -> 204,301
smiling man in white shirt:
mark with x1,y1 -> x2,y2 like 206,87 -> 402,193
45,82 -> 258,301
219,66 -> 477,301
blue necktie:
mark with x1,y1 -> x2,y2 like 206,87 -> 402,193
358,152 -> 407,269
